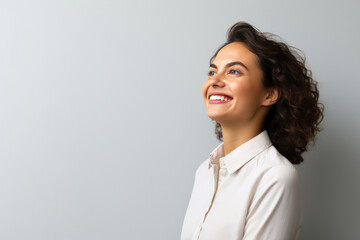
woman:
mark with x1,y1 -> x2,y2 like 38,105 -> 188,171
181,22 -> 324,240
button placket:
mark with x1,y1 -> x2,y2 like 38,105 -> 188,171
195,161 -> 219,240
196,155 -> 223,240
218,157 -> 228,185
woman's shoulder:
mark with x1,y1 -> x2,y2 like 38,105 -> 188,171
258,145 -> 295,169
256,145 -> 301,186
194,158 -> 211,176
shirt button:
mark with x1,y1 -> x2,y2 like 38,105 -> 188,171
220,169 -> 227,177
220,158 -> 225,167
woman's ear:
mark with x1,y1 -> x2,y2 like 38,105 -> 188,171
262,87 -> 280,106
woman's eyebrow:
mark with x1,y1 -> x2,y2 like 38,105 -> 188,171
210,61 -> 249,71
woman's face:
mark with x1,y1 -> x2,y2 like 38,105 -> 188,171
202,42 -> 270,125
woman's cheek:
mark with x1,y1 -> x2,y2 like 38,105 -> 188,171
230,81 -> 251,98
202,81 -> 210,103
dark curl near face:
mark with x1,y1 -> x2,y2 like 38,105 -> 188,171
211,22 -> 324,164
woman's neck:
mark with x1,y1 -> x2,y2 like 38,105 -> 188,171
221,123 -> 263,156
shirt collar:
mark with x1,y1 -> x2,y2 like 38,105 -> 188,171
208,130 -> 273,174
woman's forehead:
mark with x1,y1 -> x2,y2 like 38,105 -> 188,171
213,42 -> 258,67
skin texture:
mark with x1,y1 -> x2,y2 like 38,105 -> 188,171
202,42 -> 279,156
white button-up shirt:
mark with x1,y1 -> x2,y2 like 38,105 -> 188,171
181,130 -> 302,240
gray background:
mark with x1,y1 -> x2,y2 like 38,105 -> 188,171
1,0 -> 359,239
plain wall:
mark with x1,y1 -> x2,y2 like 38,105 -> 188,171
1,0 -> 359,239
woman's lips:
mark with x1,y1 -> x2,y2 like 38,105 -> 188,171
208,94 -> 233,104
209,99 -> 233,104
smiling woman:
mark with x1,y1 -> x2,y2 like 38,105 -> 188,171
181,22 -> 324,240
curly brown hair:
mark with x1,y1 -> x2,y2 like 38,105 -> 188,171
211,22 -> 324,164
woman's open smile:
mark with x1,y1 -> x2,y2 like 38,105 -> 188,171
208,93 -> 233,104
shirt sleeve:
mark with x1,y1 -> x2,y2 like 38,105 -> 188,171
242,165 -> 302,240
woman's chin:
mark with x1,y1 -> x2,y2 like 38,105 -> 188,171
206,111 -> 227,122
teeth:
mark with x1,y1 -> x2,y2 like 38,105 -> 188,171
209,95 -> 232,101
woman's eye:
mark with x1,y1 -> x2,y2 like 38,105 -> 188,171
208,70 -> 216,76
229,69 -> 240,74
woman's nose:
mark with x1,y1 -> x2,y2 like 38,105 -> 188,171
209,74 -> 225,88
